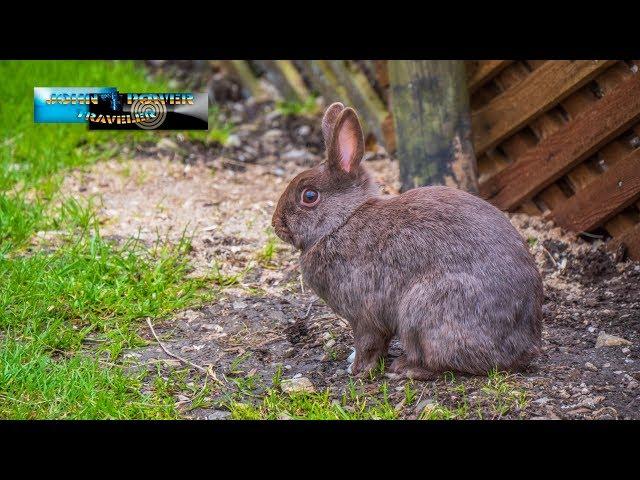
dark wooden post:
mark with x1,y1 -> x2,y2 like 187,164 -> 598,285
389,61 -> 478,193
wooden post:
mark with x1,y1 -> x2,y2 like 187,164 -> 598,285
389,61 -> 478,193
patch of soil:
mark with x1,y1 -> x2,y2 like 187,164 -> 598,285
61,100 -> 639,420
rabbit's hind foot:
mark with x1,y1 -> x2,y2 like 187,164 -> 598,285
386,355 -> 437,381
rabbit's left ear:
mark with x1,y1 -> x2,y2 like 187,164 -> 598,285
328,107 -> 364,175
321,102 -> 345,148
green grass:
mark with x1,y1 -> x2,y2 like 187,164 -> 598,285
1,60 -> 170,193
275,95 -> 319,117
481,368 -> 528,418
229,386 -> 398,420
226,368 -> 398,420
0,61 -> 218,419
0,339 -> 178,419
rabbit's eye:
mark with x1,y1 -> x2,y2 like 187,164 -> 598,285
301,188 -> 319,206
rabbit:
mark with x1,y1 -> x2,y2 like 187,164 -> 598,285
272,102 -> 543,380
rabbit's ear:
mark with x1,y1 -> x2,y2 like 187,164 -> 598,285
328,107 -> 364,174
321,102 -> 345,148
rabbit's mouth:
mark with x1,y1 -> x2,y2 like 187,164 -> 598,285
272,215 -> 294,246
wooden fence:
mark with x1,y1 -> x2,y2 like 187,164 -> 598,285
217,60 -> 640,259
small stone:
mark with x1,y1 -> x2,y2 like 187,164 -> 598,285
202,323 -> 223,332
281,149 -> 308,162
347,349 -> 356,363
281,376 -> 315,394
415,398 -> 437,414
324,339 -> 336,349
225,134 -> 241,148
297,125 -> 311,136
622,347 -> 631,354
207,410 -> 231,420
595,331 -> 632,348
157,138 -> 179,151
162,359 -> 181,367
232,300 -> 247,310
585,362 -> 598,371
533,397 -> 551,405
283,347 -> 295,358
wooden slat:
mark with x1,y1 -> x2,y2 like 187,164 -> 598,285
273,60 -> 309,100
607,221 -> 640,259
467,60 -> 512,93
327,60 -> 389,147
254,60 -> 307,102
552,150 -> 640,231
480,73 -> 640,210
472,60 -> 614,155
219,60 -> 265,99
374,60 -> 390,104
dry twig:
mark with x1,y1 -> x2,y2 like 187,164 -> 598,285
146,317 -> 219,382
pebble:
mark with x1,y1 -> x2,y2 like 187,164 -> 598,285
232,300 -> 247,310
585,362 -> 598,371
281,149 -> 308,162
206,410 -> 231,420
347,350 -> 356,363
415,398 -> 437,414
622,347 -> 631,354
297,125 -> 311,136
225,134 -> 242,148
281,376 -> 316,394
595,331 -> 632,348
324,339 -> 336,349
157,138 -> 179,150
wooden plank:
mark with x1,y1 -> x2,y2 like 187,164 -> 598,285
472,60 -> 614,155
607,221 -> 640,260
326,60 -> 388,145
480,73 -> 640,210
389,60 -> 478,193
467,60 -> 512,93
273,60 -> 309,100
552,150 -> 640,231
219,60 -> 265,99
374,60 -> 390,102
254,60 -> 305,102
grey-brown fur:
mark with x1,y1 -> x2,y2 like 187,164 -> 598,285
272,103 -> 543,380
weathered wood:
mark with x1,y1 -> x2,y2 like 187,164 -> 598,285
310,60 -> 356,107
467,60 -> 512,93
389,60 -> 478,193
219,60 -> 265,99
480,73 -> 640,210
327,60 -> 389,149
254,60 -> 306,102
552,150 -> 640,232
607,222 -> 640,260
472,60 -> 614,155
374,60 -> 390,104
274,60 -> 309,100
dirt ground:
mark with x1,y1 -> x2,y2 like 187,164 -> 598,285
61,100 -> 640,420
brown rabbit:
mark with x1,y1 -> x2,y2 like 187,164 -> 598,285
272,102 -> 543,380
